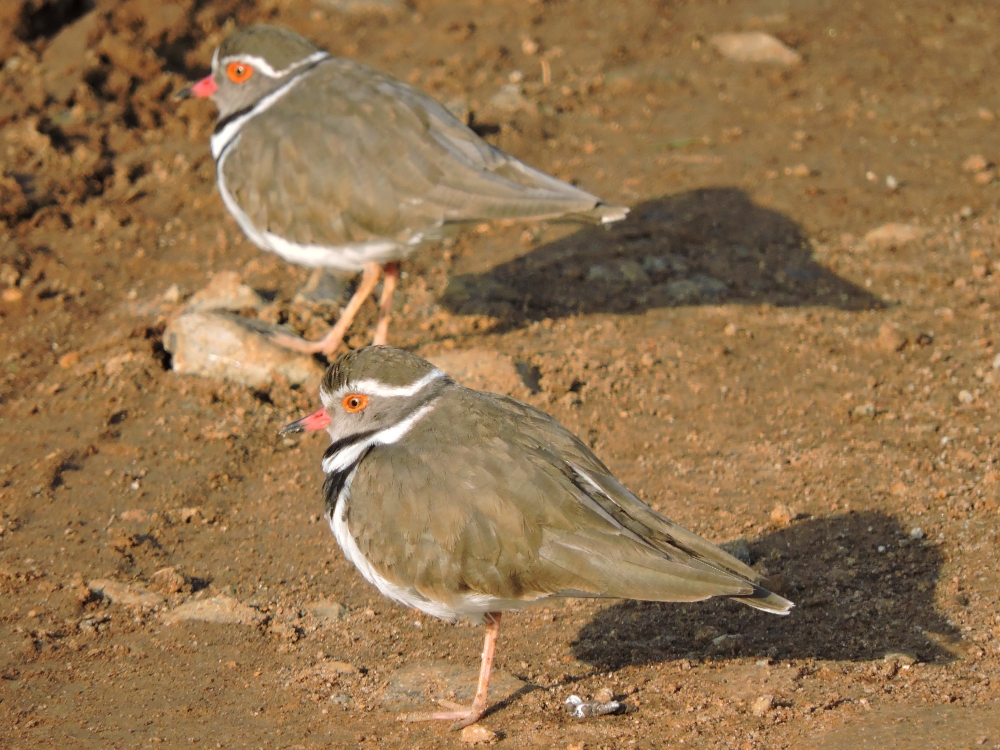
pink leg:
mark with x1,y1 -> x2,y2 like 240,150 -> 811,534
372,261 -> 400,346
269,262 -> 381,357
398,612 -> 503,730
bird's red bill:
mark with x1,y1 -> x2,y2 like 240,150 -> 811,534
190,75 -> 218,98
280,409 -> 331,435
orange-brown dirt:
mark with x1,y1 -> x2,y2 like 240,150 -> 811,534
2,0 -> 1000,748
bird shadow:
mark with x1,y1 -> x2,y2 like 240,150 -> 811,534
440,188 -> 882,328
570,511 -> 960,668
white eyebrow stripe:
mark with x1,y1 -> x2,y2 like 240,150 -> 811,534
220,50 -> 329,79
348,369 -> 446,398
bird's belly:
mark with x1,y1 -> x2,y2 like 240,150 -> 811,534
216,138 -> 413,272
328,488 -> 545,624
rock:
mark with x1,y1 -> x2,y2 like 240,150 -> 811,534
58,351 -> 80,368
642,254 -> 688,275
863,223 -> 929,248
161,595 -> 266,626
853,403 -> 876,418
88,579 -> 165,608
769,504 -> 793,526
751,694 -> 774,717
594,687 -> 615,704
784,163 -> 811,177
119,509 -> 151,522
427,349 -> 523,395
963,155 -> 988,173
958,389 -> 974,404
185,271 -> 265,312
162,284 -> 182,303
324,660 -> 358,675
720,538 -> 752,565
665,274 -> 728,303
877,322 -> 907,352
383,661 -> 528,712
884,651 -> 917,666
2,288 -> 23,302
489,83 -> 530,111
163,311 -> 323,388
710,32 -> 801,66
459,725 -> 497,745
618,260 -> 650,284
149,567 -> 188,594
909,527 -> 924,540
587,264 -> 620,282
708,633 -> 744,656
305,599 -> 347,623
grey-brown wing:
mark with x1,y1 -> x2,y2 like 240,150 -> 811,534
223,59 -> 612,248
347,388 -> 789,612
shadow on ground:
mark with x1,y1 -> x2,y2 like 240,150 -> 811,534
442,188 -> 882,326
572,511 -> 958,668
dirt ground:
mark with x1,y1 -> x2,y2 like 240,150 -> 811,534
2,0 -> 1000,747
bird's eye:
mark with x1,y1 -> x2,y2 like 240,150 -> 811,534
226,62 -> 254,83
342,394 -> 369,413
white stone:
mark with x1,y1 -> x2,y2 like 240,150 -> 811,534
163,311 -> 323,387
710,33 -> 801,66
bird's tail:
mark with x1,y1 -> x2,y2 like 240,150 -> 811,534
564,203 -> 630,225
731,585 -> 795,615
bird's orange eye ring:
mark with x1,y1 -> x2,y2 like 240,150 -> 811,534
227,62 -> 254,83
343,394 -> 369,413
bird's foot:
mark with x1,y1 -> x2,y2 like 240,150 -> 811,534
396,699 -> 486,731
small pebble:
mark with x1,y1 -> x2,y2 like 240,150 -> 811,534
958,390 -> 974,404
459,725 -> 497,745
751,694 -> 774,717
709,32 -> 801,65
886,175 -> 898,190
963,155 -> 988,173
909,527 -> 924,540
770,504 -> 792,526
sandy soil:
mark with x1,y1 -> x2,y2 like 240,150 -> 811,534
2,0 -> 1000,747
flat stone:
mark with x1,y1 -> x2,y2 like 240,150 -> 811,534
382,660 -> 529,712
665,274 -> 727,303
305,599 -> 347,623
770,504 -> 793,526
163,311 -> 323,388
88,579 -> 165,608
149,567 -> 187,595
427,349 -> 523,395
161,595 -> 266,626
618,260 -> 650,284
710,32 -> 801,66
185,271 -> 265,312
720,538 -> 752,565
863,223 -> 929,248
459,725 -> 497,745
751,694 -> 774,717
